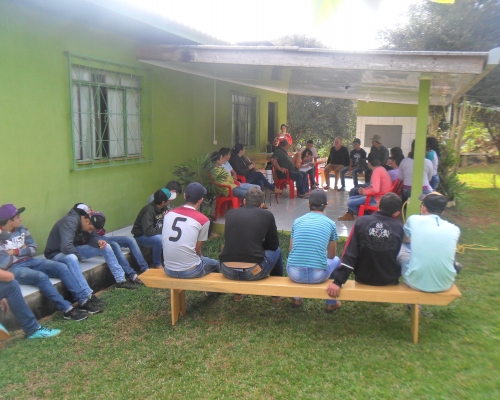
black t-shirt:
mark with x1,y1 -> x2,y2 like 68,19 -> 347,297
350,149 -> 367,167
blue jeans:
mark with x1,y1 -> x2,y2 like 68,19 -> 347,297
340,166 -> 364,187
288,170 -> 309,195
430,174 -> 440,190
347,195 -> 376,215
76,244 -> 127,283
135,234 -> 163,267
51,253 -> 93,300
246,171 -> 275,191
0,280 -> 40,335
401,187 -> 432,204
233,183 -> 260,199
164,256 -> 220,278
10,258 -> 85,312
286,256 -> 341,305
104,236 -> 149,272
220,248 -> 283,281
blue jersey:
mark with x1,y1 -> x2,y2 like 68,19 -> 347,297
288,212 -> 338,269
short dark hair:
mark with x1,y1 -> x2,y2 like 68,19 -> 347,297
73,207 -> 90,220
153,189 -> 169,205
281,124 -> 287,129
210,151 -> 221,163
219,147 -> 231,157
306,140 -> 314,145
379,192 -> 402,215
232,144 -> 245,156
301,148 -> 313,160
390,147 -> 403,157
166,180 -> 182,194
392,153 -> 404,166
367,153 -> 381,166
245,187 -> 264,207
278,140 -> 288,148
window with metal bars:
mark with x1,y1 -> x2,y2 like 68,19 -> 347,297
68,54 -> 152,170
231,93 -> 259,148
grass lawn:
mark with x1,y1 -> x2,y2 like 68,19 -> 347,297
1,164 -> 499,398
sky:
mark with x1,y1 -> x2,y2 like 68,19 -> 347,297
123,0 -> 423,50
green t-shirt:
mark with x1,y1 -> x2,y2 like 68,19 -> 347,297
272,147 -> 296,172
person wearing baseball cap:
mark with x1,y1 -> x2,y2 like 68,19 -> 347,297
0,204 -> 94,321
132,188 -> 176,269
286,189 -> 342,313
338,138 -> 367,190
397,192 -> 461,292
162,183 -> 220,287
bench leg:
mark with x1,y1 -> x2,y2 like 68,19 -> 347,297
171,289 -> 186,325
410,304 -> 419,344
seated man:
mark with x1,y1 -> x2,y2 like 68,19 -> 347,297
133,189 -> 176,269
323,137 -> 350,190
162,183 -> 219,282
45,207 -> 138,290
211,152 -> 260,200
326,193 -> 404,299
338,153 -> 392,221
339,138 -> 366,190
147,180 -> 182,206
0,204 -> 91,321
271,140 -> 309,198
219,187 -> 283,302
1,263 -> 61,339
286,190 -> 342,313
397,192 -> 460,292
74,204 -> 149,276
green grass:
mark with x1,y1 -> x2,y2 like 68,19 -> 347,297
1,166 -> 499,398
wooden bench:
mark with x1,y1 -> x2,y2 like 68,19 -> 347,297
140,269 -> 461,343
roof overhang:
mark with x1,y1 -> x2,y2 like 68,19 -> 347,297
137,45 -> 500,105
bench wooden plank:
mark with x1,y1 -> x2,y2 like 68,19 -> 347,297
141,269 -> 461,343
140,270 -> 461,305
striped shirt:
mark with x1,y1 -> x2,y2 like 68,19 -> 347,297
287,212 -> 338,269
0,225 -> 37,270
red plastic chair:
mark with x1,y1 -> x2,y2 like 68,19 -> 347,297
236,175 -> 247,183
358,179 -> 403,217
210,179 -> 241,221
273,167 -> 297,199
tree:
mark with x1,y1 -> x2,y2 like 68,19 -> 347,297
272,35 -> 357,152
379,0 -> 500,156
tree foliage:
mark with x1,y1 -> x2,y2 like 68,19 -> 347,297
272,35 -> 357,152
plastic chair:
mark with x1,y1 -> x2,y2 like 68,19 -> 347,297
236,175 -> 247,183
358,179 -> 403,217
210,178 -> 241,221
273,167 -> 297,199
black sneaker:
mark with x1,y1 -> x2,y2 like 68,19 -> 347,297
63,308 -> 88,321
89,294 -> 107,307
130,277 -> 145,286
80,300 -> 103,314
116,280 -> 138,290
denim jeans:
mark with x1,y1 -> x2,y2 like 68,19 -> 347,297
52,253 -> 93,300
220,248 -> 283,281
164,256 -> 220,278
104,236 -> 149,272
0,280 -> 40,335
401,187 -> 433,204
429,174 -> 440,190
246,171 -> 275,191
233,183 -> 260,199
286,256 -> 341,305
288,170 -> 309,195
135,234 -> 163,267
347,195 -> 376,215
76,244 -> 127,283
340,166 -> 364,187
10,258 -> 84,312
397,243 -> 420,290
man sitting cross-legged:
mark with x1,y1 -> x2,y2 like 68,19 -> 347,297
162,183 -> 220,286
397,192 -> 461,292
45,207 -> 137,290
133,188 -> 176,269
286,189 -> 342,313
326,193 -> 404,299
338,153 -> 392,221
0,204 -> 91,321
219,187 -> 284,302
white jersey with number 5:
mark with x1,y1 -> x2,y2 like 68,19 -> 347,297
162,205 -> 210,271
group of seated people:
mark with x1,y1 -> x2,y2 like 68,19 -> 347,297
0,134 -> 449,341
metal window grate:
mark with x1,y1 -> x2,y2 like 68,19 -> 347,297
67,53 -> 153,170
231,92 -> 259,148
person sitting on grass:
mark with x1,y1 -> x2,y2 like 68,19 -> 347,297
162,183 -> 219,287
219,187 -> 283,303
338,153 -> 392,221
271,140 -> 310,198
286,189 -> 342,313
1,204 -> 92,321
397,192 -> 461,292
1,260 -> 61,340
45,207 -> 138,290
132,188 -> 176,269
326,193 -> 404,299
147,180 -> 182,206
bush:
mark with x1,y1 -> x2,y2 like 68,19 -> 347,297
438,141 -> 465,202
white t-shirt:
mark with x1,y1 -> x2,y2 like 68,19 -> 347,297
399,158 -> 433,187
162,206 -> 210,271
222,161 -> 233,175
301,147 -> 318,159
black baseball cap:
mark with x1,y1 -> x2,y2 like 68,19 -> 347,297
309,189 -> 328,207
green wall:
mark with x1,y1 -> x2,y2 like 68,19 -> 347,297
0,2 -> 287,248
358,101 -> 417,117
